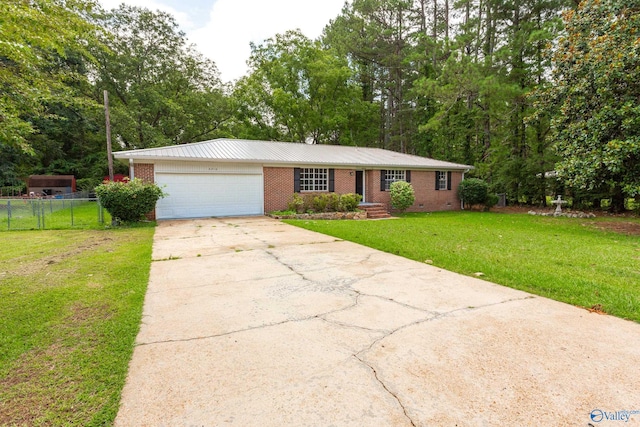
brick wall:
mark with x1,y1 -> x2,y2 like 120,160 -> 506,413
132,163 -> 156,220
263,167 -> 295,213
369,170 -> 463,212
264,167 -> 463,213
334,169 -> 357,194
133,163 -> 154,183
264,167 -> 358,212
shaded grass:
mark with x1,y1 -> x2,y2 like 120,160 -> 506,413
0,226 -> 155,425
286,212 -> 640,322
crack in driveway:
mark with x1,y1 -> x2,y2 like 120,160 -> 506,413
143,220 -> 537,423
354,354 -> 418,427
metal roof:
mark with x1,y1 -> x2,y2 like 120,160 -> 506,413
113,138 -> 473,170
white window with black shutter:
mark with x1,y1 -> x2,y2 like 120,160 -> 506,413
294,168 -> 335,192
380,169 -> 411,191
435,171 -> 452,190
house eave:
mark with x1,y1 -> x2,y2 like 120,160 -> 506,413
116,155 -> 473,171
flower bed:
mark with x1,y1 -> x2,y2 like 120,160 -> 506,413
269,211 -> 367,220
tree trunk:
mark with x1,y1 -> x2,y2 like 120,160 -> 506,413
610,187 -> 626,213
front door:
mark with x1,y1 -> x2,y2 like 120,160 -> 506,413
355,170 -> 364,201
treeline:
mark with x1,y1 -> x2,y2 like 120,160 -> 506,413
1,0 -> 638,210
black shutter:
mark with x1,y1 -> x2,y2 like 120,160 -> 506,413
447,171 -> 452,190
294,168 -> 301,193
435,171 -> 440,191
406,170 -> 411,183
380,170 -> 387,191
328,169 -> 335,192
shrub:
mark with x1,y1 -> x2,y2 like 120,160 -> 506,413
287,193 -> 362,213
458,178 -> 489,208
76,178 -> 102,193
95,178 -> 165,222
288,193 -> 305,213
339,193 -> 362,212
325,193 -> 341,212
0,184 -> 26,197
390,181 -> 415,212
312,195 -> 329,212
485,193 -> 499,210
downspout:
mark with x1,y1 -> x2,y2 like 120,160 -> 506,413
461,169 -> 468,210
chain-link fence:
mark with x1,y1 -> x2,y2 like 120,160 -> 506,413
0,198 -> 107,230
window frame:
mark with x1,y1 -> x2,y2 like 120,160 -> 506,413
435,171 -> 452,191
299,168 -> 329,192
383,169 -> 406,191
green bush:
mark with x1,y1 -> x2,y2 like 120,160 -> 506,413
76,177 -> 102,193
0,184 -> 26,197
288,193 -> 305,213
325,193 -> 341,212
312,195 -> 329,212
458,178 -> 489,208
390,181 -> 415,212
338,193 -> 362,211
95,178 -> 165,222
287,193 -> 362,213
485,193 -> 499,210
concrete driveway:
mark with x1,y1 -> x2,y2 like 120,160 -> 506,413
115,217 -> 640,426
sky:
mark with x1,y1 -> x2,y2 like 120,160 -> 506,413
98,0 -> 346,83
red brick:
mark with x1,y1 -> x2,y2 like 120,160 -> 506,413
132,163 -> 156,220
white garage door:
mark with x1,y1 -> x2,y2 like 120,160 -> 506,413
155,173 -> 264,219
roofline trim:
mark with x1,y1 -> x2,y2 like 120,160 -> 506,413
116,155 -> 473,170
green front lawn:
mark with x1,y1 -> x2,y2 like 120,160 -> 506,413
0,226 -> 154,425
286,212 -> 640,322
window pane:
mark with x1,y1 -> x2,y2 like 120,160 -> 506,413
385,170 -> 406,190
437,171 -> 448,190
300,168 -> 328,192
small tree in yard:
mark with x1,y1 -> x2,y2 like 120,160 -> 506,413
458,178 -> 494,209
390,181 -> 415,212
95,178 -> 165,222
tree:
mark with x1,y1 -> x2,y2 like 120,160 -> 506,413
0,0 -> 99,153
233,31 -> 376,145
323,0 -> 426,152
94,5 -> 231,149
535,0 -> 640,211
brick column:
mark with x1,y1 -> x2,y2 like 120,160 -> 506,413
132,163 -> 156,220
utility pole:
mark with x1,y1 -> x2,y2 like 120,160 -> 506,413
104,90 -> 114,182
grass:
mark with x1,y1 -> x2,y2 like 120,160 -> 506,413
0,199 -> 111,230
285,211 -> 640,322
0,225 -> 155,425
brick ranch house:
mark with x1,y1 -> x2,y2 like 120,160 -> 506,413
113,138 -> 473,220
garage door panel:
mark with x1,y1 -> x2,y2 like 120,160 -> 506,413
155,173 -> 263,219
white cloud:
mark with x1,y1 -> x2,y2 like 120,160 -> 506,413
188,0 -> 346,82
97,0 -> 346,83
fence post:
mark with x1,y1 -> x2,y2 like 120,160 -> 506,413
70,199 -> 74,226
97,199 -> 104,224
40,200 -> 45,229
7,200 -> 10,230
